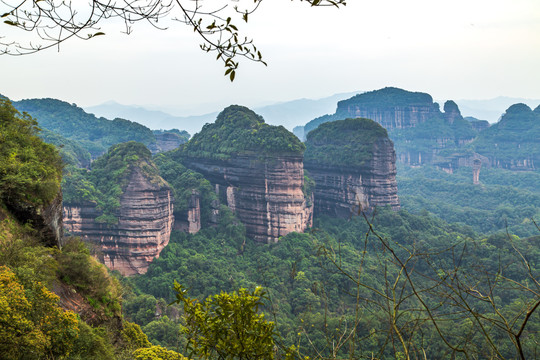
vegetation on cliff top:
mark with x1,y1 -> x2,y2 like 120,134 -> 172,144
304,118 -> 389,167
0,98 -> 63,207
472,103 -> 540,167
63,141 -> 165,224
183,105 -> 305,160
337,87 -> 435,108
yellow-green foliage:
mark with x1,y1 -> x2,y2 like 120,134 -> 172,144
0,266 -> 79,359
122,321 -> 152,349
57,238 -> 123,318
0,98 -> 62,207
133,345 -> 188,360
172,283 -> 276,360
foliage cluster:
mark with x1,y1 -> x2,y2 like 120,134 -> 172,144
0,98 -> 63,207
304,118 -> 389,167
0,265 -> 79,359
183,105 -> 305,160
154,150 -> 220,226
130,205 -> 539,359
0,208 -> 138,359
397,165 -> 540,236
39,129 -> 92,168
172,283 -> 275,359
13,98 -> 157,158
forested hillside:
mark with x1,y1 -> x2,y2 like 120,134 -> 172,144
0,98 -> 180,359
2,92 -> 538,360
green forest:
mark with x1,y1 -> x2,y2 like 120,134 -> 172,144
1,96 -> 538,360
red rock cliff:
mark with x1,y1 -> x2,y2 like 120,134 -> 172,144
63,166 -> 174,276
184,154 -> 313,243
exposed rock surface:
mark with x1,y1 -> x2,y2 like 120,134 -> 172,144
174,190 -> 201,233
5,192 -> 64,248
181,105 -> 313,242
64,167 -> 174,276
304,88 -> 441,136
302,88 -> 478,170
184,154 -> 313,242
304,118 -> 400,217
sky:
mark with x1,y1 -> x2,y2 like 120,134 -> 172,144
1,0 -> 539,116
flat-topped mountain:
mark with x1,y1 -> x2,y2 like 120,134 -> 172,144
301,88 -> 481,168
181,105 -> 313,242
63,142 -> 174,275
304,118 -> 400,217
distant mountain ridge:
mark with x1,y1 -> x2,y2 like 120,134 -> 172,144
84,91 -> 362,134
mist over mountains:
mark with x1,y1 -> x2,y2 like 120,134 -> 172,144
85,93 -> 540,136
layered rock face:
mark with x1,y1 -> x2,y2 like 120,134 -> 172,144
331,87 -> 440,130
184,154 -> 313,242
152,132 -> 187,153
181,105 -> 312,242
64,157 -> 174,276
304,118 -> 400,217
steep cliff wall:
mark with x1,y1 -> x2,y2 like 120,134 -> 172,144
64,167 -> 174,275
181,105 -> 313,242
63,142 -> 174,276
184,154 -> 313,242
304,118 -> 400,217
302,88 -> 477,169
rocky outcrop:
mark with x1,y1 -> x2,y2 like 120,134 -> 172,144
152,132 -> 187,153
304,118 -> 400,218
181,105 -> 313,242
63,166 -> 174,276
5,192 -> 64,248
184,154 -> 313,243
174,190 -> 201,233
443,100 -> 462,125
306,88 -> 441,133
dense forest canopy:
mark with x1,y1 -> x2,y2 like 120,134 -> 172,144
337,86 -> 436,108
304,118 -> 390,167
13,98 -> 157,158
0,98 -> 62,207
182,105 -> 305,160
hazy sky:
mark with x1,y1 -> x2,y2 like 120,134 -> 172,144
2,0 -> 539,115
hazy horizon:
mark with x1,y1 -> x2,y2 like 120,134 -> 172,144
2,1 -> 539,111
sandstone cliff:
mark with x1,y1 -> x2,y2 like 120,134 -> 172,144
304,118 -> 400,217
302,88 -> 477,168
63,142 -> 174,276
181,105 -> 313,242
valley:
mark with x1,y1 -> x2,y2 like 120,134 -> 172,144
1,87 -> 539,359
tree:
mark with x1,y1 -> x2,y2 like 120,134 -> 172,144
0,0 -> 346,80
172,282 -> 277,359
0,265 -> 80,359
